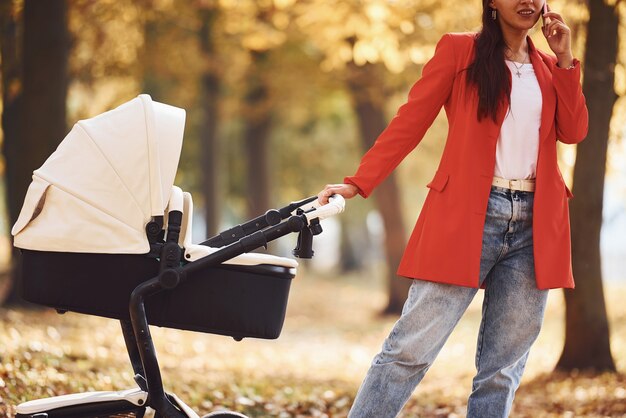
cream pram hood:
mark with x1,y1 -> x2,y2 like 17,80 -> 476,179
12,94 -> 185,254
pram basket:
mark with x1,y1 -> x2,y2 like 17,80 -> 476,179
19,249 -> 295,340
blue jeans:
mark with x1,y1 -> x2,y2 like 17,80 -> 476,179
349,186 -> 549,418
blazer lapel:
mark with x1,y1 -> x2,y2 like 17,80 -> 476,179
528,36 -> 556,143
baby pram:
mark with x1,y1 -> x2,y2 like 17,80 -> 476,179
11,95 -> 345,418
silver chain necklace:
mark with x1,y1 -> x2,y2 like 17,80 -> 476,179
508,50 -> 528,78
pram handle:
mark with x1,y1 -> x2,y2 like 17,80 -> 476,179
201,195 -> 322,248
185,215 -> 307,275
187,194 -> 346,270
202,209 -> 281,248
303,194 -> 345,222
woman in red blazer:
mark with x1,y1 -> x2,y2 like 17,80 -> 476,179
318,0 -> 588,416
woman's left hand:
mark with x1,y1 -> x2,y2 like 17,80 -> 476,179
542,8 -> 574,68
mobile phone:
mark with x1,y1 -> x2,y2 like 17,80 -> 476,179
542,2 -> 549,34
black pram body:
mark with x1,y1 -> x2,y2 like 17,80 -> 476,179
12,95 -> 307,342
20,249 -> 294,340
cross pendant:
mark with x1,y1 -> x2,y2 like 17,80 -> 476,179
515,70 -> 522,78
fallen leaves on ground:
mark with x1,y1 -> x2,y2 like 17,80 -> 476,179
0,269 -> 625,417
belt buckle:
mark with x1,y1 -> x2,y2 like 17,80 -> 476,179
509,179 -> 521,190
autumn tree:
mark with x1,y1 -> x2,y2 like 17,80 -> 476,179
219,0 -> 288,219
344,62 -> 409,313
294,0 -> 476,313
241,48 -> 273,218
133,0 -> 224,236
1,0 -> 69,305
198,3 -> 222,237
0,1 -> 21,246
557,0 -> 622,372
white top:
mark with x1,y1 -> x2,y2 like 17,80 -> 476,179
494,60 -> 543,180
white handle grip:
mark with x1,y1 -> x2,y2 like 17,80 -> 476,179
168,186 -> 184,213
304,194 -> 345,222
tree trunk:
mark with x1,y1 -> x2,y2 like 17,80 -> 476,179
339,216 -> 363,273
347,64 -> 410,315
199,6 -> 221,237
0,1 -> 22,303
556,0 -> 617,372
1,0 -> 69,306
140,6 -> 162,98
243,50 -> 272,219
0,0 -> 21,225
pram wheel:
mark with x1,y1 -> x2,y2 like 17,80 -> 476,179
202,412 -> 248,418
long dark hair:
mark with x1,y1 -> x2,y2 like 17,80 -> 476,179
465,0 -> 510,122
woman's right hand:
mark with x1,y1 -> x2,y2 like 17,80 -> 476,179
317,183 -> 359,205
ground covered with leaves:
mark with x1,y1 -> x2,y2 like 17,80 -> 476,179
1,269 -> 625,417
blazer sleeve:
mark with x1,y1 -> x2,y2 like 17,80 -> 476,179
549,57 -> 589,144
344,33 -> 458,198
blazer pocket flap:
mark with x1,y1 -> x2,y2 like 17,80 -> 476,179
11,175 -> 51,237
426,171 -> 449,192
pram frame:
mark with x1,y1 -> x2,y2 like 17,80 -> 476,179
16,195 -> 337,418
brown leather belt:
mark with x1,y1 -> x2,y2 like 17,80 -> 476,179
492,176 -> 535,192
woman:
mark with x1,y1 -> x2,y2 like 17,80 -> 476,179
318,0 -> 588,417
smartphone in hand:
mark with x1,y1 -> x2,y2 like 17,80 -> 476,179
541,2 -> 550,36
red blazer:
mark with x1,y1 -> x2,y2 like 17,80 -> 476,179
345,33 -> 588,289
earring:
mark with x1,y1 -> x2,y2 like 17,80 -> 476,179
491,9 -> 497,20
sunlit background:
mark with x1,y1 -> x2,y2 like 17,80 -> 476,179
1,0 -> 623,277
1,0 -> 625,416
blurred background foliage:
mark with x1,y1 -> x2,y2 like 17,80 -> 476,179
0,0 -> 625,383
1,0 -> 622,227
41,0 -> 624,223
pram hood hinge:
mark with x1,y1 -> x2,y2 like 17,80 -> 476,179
146,216 -> 165,258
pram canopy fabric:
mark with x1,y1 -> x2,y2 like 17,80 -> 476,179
12,95 -> 185,254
